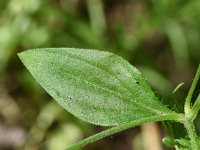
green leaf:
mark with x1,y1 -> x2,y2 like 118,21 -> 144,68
162,136 -> 175,147
18,48 -> 180,126
173,82 -> 184,94
175,138 -> 191,150
191,94 -> 200,119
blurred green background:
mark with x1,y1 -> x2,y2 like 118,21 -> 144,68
0,0 -> 200,150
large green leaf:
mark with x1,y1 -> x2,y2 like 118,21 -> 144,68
18,48 -> 179,126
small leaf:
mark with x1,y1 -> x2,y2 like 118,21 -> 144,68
18,48 -> 180,126
173,82 -> 184,94
191,94 -> 200,119
162,136 -> 175,147
175,138 -> 191,150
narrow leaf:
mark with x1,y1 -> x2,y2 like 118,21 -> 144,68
173,82 -> 184,94
19,48 -> 179,126
191,94 -> 200,119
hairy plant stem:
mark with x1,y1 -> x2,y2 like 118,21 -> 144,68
184,64 -> 200,114
183,119 -> 199,150
183,64 -> 200,149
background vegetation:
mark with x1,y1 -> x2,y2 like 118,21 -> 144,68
0,0 -> 200,150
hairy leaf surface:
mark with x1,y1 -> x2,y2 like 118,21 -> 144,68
19,48 -> 179,126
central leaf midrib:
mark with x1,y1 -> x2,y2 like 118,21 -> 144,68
41,51 -> 170,115
34,50 -> 174,115
56,50 -> 172,114
63,92 -> 157,126
51,67 -> 147,112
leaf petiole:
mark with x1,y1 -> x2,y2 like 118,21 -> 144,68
66,114 -> 184,150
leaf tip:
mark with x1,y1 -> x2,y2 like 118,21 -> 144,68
18,50 -> 35,66
18,51 -> 28,62
172,82 -> 184,94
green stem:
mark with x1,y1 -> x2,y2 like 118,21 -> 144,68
66,114 -> 183,150
86,0 -> 106,38
191,94 -> 200,120
183,120 -> 199,150
183,65 -> 200,149
184,64 -> 200,114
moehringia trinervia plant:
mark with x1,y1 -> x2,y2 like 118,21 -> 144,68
18,48 -> 200,150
